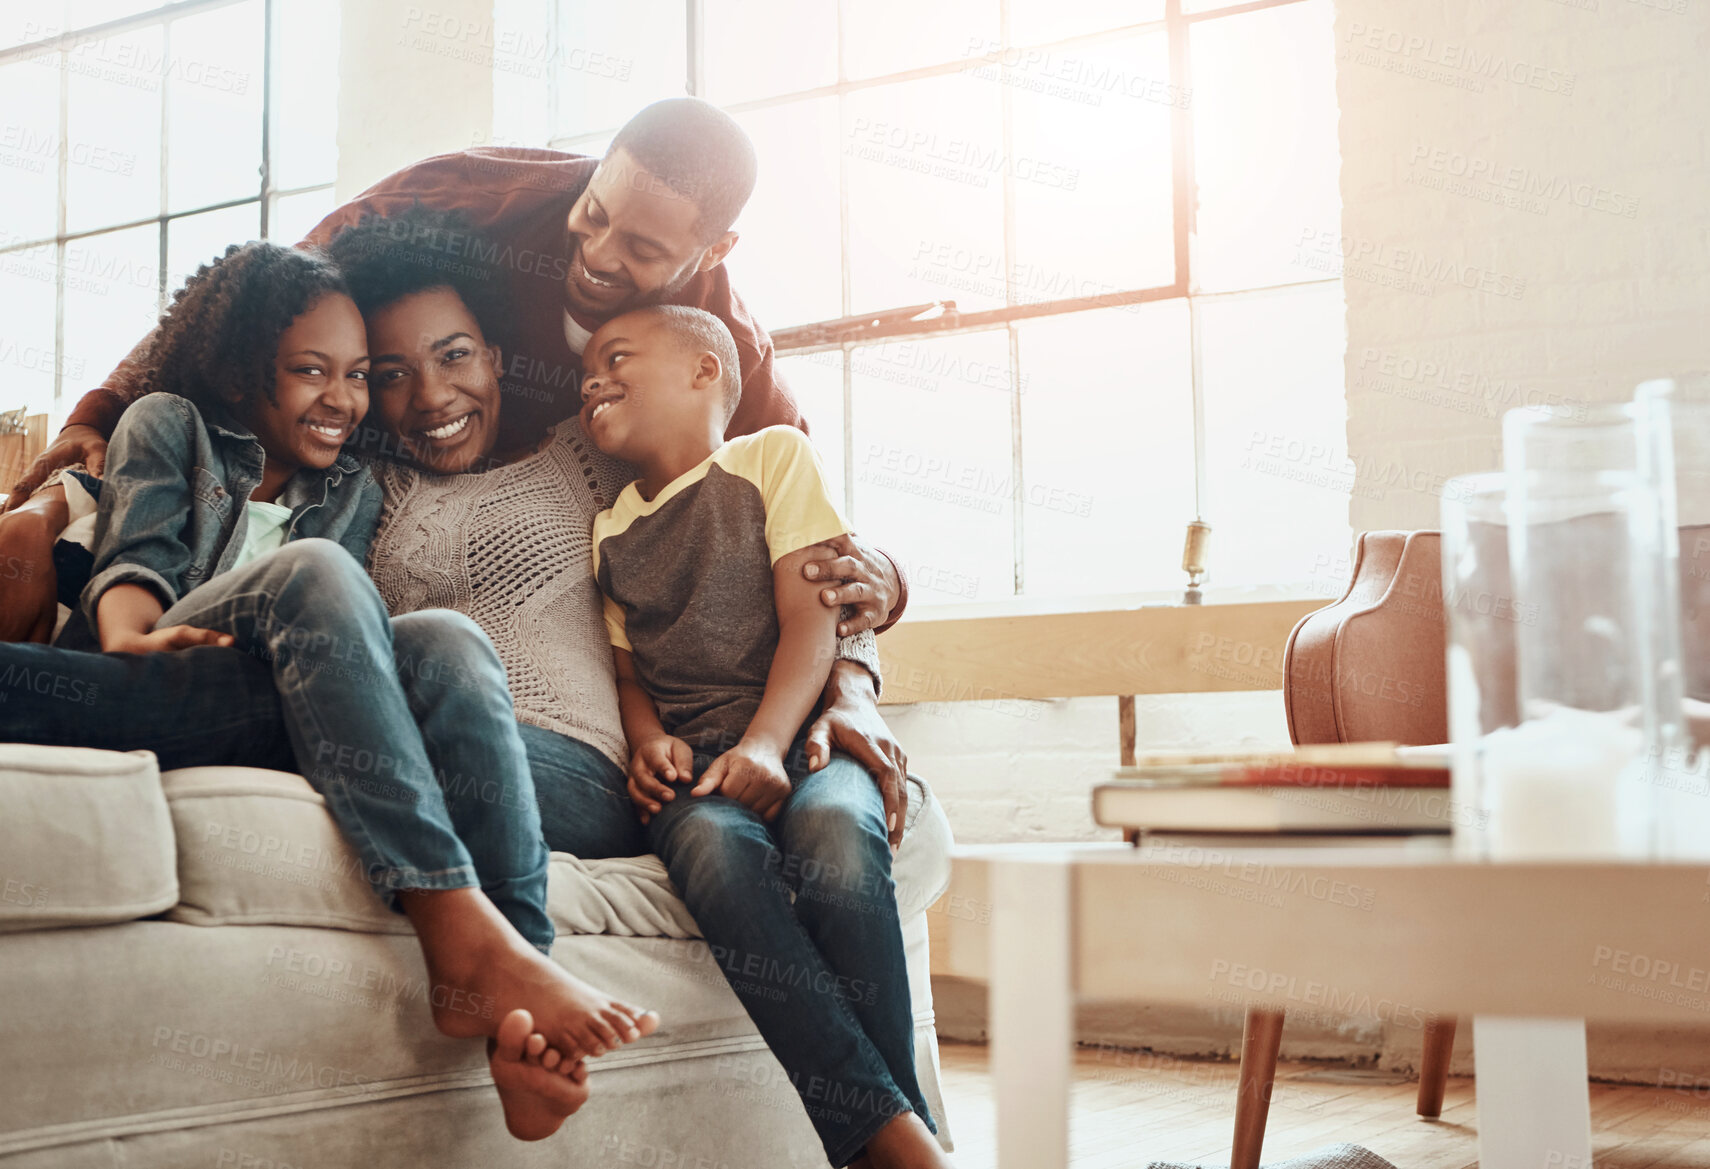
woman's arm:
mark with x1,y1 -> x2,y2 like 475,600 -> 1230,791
0,483 -> 68,642
3,330 -> 159,510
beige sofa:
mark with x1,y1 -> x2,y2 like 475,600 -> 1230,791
0,744 -> 954,1168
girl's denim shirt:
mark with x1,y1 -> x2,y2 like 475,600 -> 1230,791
66,392 -> 382,644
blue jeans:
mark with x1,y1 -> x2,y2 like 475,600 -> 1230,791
31,538 -> 554,952
647,750 -> 934,1167
517,721 -> 647,859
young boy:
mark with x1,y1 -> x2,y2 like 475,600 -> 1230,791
581,305 -> 950,1169
585,305 -> 846,812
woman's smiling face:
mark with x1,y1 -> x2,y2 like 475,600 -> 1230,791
363,285 -> 504,474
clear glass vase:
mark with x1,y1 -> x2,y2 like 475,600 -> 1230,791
1636,374 -> 1710,856
1441,472 -> 1515,858
1482,403 -> 1682,859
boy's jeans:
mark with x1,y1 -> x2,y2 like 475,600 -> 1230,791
646,748 -> 935,1167
142,538 -> 552,951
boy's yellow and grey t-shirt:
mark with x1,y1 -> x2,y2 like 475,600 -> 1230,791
591,426 -> 852,751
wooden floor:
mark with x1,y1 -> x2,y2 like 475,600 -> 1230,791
936,1041 -> 1710,1168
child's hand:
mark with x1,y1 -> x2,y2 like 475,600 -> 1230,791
626,734 -> 693,824
692,738 -> 792,821
108,624 -> 235,655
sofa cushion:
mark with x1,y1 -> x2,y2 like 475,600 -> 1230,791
0,744 -> 177,932
0,916 -> 943,1163
163,765 -> 954,937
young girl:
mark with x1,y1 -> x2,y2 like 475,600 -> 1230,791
61,240 -> 654,1140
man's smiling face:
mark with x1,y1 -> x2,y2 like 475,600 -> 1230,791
562,148 -> 736,319
364,285 -> 505,474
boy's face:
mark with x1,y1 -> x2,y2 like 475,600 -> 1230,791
238,292 -> 369,473
363,285 -> 505,474
579,312 -> 716,461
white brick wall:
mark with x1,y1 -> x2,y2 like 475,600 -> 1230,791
1336,0 -> 1710,532
892,691 -> 1290,845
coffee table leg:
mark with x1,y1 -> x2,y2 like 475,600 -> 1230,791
1472,1016 -> 1592,1169
991,859 -> 1072,1169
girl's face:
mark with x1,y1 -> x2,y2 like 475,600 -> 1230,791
235,292 -> 370,472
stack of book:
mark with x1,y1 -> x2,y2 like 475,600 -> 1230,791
1093,742 -> 1453,837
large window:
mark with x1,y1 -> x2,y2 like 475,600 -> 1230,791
0,0 -> 340,429
498,0 -> 1348,602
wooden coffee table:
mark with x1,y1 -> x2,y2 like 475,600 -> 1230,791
939,842 -> 1710,1169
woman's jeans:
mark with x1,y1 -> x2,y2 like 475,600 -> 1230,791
36,538 -> 553,952
646,749 -> 935,1167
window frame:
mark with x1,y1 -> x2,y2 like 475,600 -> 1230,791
539,0 -> 1342,599
0,0 -> 335,419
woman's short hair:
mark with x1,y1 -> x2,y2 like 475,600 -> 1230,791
323,203 -> 511,341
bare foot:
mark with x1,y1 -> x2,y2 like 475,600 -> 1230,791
399,887 -> 660,1060
862,1112 -> 954,1169
489,1009 -> 590,1140
524,1030 -> 583,1076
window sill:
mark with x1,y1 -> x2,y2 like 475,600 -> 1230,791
877,592 -> 1327,704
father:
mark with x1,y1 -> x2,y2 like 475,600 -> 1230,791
1,97 -> 913,827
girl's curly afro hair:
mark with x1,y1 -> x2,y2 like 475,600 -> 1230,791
143,241 -> 349,418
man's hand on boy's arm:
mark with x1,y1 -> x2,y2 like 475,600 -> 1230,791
800,533 -> 903,636
805,663 -> 909,850
96,583 -> 232,655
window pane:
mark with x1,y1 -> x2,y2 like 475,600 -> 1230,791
62,224 -> 160,403
269,187 -> 337,245
776,351 -> 846,510
0,258 -> 65,418
2,8 -> 66,52
67,0 -> 158,25
166,202 -> 260,297
844,0 -> 997,80
727,100 -> 841,330
1017,301 -> 1195,597
166,2 -> 264,213
1197,282 -> 1349,589
0,59 -> 62,244
704,0 -> 836,104
845,74 -> 1005,314
850,330 -> 1014,603
1010,30 -> 1176,306
1008,0 -> 1164,46
492,0 -> 554,147
556,1 -> 684,137
65,27 -> 164,232
270,0 -> 340,190
1190,0 -> 1340,292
